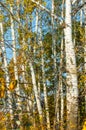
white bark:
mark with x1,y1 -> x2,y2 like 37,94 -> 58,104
51,0 -> 57,95
64,0 -> 78,130
10,5 -> 21,107
72,0 -> 77,4
10,6 -> 22,128
41,51 -> 51,130
0,19 -> 13,129
29,61 -> 43,123
52,0 -> 57,76
60,1 -> 65,129
54,87 -> 60,130
10,7 -> 18,82
37,7 -> 50,129
52,0 -> 59,129
16,0 -> 32,115
35,9 -> 38,33
38,75 -> 41,97
80,0 -> 83,26
60,38 -> 64,130
31,0 -> 58,20
15,3 -> 34,127
84,0 -> 86,113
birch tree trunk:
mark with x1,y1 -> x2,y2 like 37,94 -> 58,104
60,37 -> 64,130
60,1 -> 65,130
41,53 -> 51,130
84,0 -> 86,113
35,9 -> 41,98
16,0 -> 33,116
10,5 -> 22,128
0,19 -> 13,129
52,0 -> 59,129
52,0 -> 57,91
28,8 -> 44,128
40,31 -> 51,130
36,6 -> 51,129
80,0 -> 83,26
64,0 -> 78,130
29,61 -> 43,127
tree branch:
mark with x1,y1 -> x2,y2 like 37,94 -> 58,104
31,0 -> 58,20
72,2 -> 86,16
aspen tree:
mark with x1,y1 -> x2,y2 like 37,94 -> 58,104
10,4 -> 22,128
37,8 -> 51,129
29,61 -> 44,128
0,12 -> 13,129
84,0 -> 86,113
52,0 -> 59,129
64,0 -> 78,130
16,0 -> 33,117
60,1 -> 65,129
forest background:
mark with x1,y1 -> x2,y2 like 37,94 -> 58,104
0,0 -> 86,130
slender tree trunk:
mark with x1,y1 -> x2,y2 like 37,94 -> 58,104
84,0 -> 86,113
41,48 -> 51,130
39,19 -> 51,130
37,7 -> 51,129
54,87 -> 60,130
60,37 -> 64,130
29,61 -> 43,127
52,0 -> 60,129
38,77 -> 41,97
16,0 -> 33,117
52,0 -> 57,91
0,20 -> 13,129
80,0 -> 83,26
10,5 -> 22,128
60,1 -> 65,129
64,0 -> 78,130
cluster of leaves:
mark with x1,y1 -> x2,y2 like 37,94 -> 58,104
0,78 -> 5,98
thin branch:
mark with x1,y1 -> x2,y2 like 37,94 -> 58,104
13,92 -> 34,101
0,2 -> 20,24
72,2 -> 86,16
31,0 -> 58,20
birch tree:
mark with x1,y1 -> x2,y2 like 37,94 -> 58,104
64,0 -> 78,130
9,4 -> 22,128
16,0 -> 33,116
51,1 -> 59,128
84,0 -> 86,113
60,1 -> 65,130
0,13 -> 13,129
38,9 -> 51,129
29,61 -> 44,127
51,0 -> 57,92
1,0 -> 86,129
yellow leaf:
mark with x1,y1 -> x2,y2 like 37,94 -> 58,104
9,80 -> 17,91
0,91 -> 5,98
0,78 -> 5,83
1,85 -> 5,91
0,15 -> 4,22
82,121 -> 86,130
